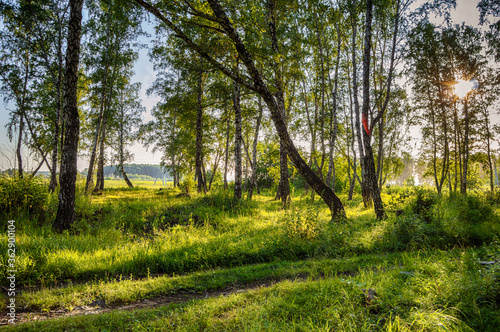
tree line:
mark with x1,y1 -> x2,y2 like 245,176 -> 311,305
81,163 -> 171,179
1,0 -> 499,231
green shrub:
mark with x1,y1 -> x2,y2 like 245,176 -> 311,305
315,218 -> 356,256
440,194 -> 499,245
410,187 -> 437,223
387,188 -> 411,212
282,206 -> 321,241
180,173 -> 196,195
0,176 -> 48,225
196,188 -> 255,214
484,191 -> 500,204
457,195 -> 494,225
392,214 -> 427,250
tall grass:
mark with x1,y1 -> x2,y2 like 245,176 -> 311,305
1,179 -> 499,330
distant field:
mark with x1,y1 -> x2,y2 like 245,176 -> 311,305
101,178 -> 173,188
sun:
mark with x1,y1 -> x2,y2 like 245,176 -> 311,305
454,79 -> 474,98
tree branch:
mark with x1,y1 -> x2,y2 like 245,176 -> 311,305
133,0 -> 257,91
182,0 -> 223,23
372,0 -> 401,129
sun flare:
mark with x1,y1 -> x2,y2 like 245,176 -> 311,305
454,79 -> 474,98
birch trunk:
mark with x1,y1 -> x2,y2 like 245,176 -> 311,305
247,97 -> 263,200
195,70 -> 206,193
53,0 -> 83,232
223,110 -> 230,190
461,98 -> 470,194
119,103 -> 133,188
49,20 -> 65,192
233,64 -> 243,200
94,114 -> 107,192
326,24 -> 341,189
350,7 -> 369,207
16,115 -> 24,178
362,0 -> 385,219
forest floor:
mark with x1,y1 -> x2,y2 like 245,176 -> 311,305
1,180 -> 500,331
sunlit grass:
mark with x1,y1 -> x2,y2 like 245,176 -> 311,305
102,179 -> 173,189
7,248 -> 494,331
1,182 -> 499,330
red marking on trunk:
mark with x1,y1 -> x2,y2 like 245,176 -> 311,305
362,114 -> 371,135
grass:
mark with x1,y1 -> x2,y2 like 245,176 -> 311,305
1,179 -> 500,330
4,249 -> 497,331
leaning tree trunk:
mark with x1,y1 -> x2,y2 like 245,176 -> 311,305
134,0 -> 345,219
23,113 -> 53,175
53,0 -> 84,232
221,0 -> 342,217
31,154 -> 47,177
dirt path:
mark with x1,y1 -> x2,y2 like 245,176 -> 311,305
1,268 -> 365,327
0,278 -> 296,326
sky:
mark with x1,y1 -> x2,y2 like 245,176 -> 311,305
0,0 -> 493,172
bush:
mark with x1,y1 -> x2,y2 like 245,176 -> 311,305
410,187 -> 437,223
457,195 -> 494,225
282,206 -> 320,241
0,176 -> 48,225
440,194 -> 499,245
180,173 -> 196,195
392,214 -> 427,250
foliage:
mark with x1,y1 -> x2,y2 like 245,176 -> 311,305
392,213 -> 428,250
0,176 -> 48,225
180,173 -> 195,196
440,193 -> 499,245
409,187 -> 437,223
282,206 -> 321,241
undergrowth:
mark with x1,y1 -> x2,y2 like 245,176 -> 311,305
0,179 -> 499,330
